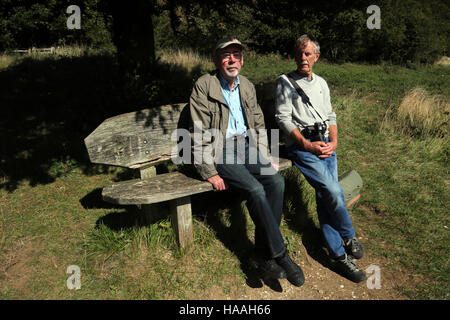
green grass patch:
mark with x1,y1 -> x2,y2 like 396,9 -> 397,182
0,48 -> 449,299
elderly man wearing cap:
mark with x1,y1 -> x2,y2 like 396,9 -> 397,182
188,37 -> 304,287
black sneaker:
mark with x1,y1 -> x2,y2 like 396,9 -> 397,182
332,253 -> 366,283
343,237 -> 364,259
258,258 -> 287,280
275,251 -> 305,287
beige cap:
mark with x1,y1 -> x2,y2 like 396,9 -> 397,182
214,37 -> 244,53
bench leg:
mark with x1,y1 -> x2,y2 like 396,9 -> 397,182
138,166 -> 171,223
169,196 -> 193,249
140,166 -> 157,179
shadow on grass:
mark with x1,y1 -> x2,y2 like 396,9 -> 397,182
79,185 -> 171,231
282,168 -> 333,270
191,190 -> 275,290
94,206 -> 167,231
80,188 -> 123,210
0,53 -> 204,192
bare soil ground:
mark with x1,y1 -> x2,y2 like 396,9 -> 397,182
190,204 -> 415,300
198,247 -> 411,300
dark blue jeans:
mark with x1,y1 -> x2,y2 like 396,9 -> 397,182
216,137 -> 286,259
287,138 -> 355,258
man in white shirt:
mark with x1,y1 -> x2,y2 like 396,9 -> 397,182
275,34 -> 366,283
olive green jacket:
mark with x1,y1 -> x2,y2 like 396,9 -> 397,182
189,70 -> 271,180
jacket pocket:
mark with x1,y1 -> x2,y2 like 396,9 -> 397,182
206,101 -> 219,128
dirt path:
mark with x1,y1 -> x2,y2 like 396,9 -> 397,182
201,243 -> 410,300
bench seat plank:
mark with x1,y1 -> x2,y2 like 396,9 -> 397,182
102,172 -> 214,205
102,158 -> 292,205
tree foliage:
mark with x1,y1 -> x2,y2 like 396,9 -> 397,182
153,0 -> 449,64
0,0 -> 113,50
0,0 -> 449,64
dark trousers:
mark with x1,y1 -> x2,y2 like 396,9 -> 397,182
215,137 -> 286,259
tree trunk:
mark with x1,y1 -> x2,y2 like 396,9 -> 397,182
109,1 -> 156,106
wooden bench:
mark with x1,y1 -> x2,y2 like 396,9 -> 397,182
84,102 -> 292,248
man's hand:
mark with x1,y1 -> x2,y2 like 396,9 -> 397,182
271,162 -> 279,171
318,140 -> 337,158
207,174 -> 227,191
319,125 -> 338,158
305,140 -> 327,156
306,140 -> 337,158
290,127 -> 338,158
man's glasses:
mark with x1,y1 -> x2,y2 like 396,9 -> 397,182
220,51 -> 242,61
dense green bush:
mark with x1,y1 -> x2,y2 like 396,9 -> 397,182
0,0 -> 113,51
0,0 -> 449,64
152,0 -> 449,64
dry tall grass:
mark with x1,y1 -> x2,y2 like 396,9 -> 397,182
52,44 -> 89,56
396,87 -> 450,137
0,54 -> 15,69
435,56 -> 450,66
158,49 -> 213,72
0,45 -> 103,70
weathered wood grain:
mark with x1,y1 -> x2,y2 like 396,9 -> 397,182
138,165 -> 167,221
170,197 -> 193,248
84,103 -> 188,168
102,171 -> 214,205
139,166 -> 157,180
102,158 -> 292,205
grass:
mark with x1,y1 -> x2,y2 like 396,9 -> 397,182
334,94 -> 449,299
0,48 -> 449,300
396,88 -> 450,137
158,48 -> 214,73
0,54 -> 15,69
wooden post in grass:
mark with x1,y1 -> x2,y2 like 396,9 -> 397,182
169,196 -> 193,249
139,166 -> 160,224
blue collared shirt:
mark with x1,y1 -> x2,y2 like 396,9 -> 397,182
218,74 -> 247,139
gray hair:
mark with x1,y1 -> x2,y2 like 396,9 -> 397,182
295,34 -> 320,54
